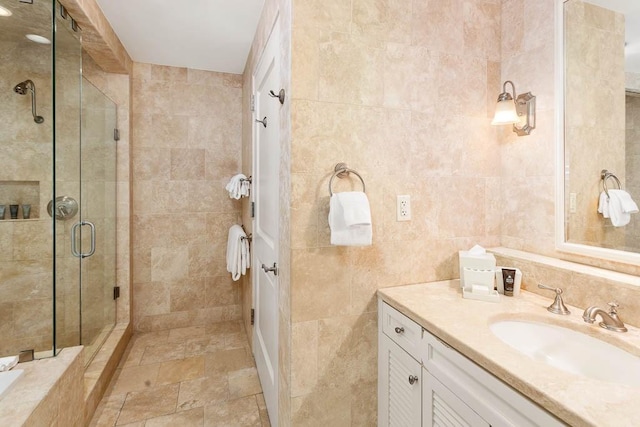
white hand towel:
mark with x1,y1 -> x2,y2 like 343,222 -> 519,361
329,192 -> 372,246
0,356 -> 18,372
226,224 -> 248,281
598,191 -> 610,218
338,191 -> 372,227
607,190 -> 631,227
609,189 -> 639,213
225,174 -> 249,199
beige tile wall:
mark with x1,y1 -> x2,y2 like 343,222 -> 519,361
130,63 -> 244,333
288,0 -> 503,424
0,4 -> 56,356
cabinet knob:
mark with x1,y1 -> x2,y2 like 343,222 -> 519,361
408,375 -> 419,385
394,326 -> 405,334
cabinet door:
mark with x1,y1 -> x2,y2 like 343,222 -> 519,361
422,369 -> 489,427
379,335 -> 422,427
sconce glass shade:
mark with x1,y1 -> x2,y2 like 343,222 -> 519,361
491,97 -> 519,125
490,80 -> 536,135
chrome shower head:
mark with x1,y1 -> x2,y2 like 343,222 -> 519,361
13,79 -> 44,124
13,80 -> 33,95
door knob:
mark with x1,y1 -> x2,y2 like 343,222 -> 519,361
408,375 -> 419,385
261,263 -> 278,276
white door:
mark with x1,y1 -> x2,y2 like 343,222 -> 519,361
252,17 -> 281,427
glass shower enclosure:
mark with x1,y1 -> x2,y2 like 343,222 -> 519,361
0,0 -> 117,365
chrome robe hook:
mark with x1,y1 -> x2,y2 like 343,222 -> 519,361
268,89 -> 286,105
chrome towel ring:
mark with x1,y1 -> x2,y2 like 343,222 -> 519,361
329,162 -> 366,196
601,169 -> 622,199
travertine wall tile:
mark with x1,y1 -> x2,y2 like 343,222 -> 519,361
131,64 -> 243,332
289,0 -> 502,423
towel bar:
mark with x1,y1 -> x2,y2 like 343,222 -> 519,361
329,163 -> 366,196
601,169 -> 622,199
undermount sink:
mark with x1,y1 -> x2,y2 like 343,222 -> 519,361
490,320 -> 640,388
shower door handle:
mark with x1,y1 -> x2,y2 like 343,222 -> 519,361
71,222 -> 81,257
71,221 -> 96,258
84,221 -> 96,258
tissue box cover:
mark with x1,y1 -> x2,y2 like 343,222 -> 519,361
458,251 -> 496,288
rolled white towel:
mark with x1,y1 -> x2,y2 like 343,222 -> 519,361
225,174 -> 248,199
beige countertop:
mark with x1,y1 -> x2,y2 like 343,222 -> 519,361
378,280 -> 640,427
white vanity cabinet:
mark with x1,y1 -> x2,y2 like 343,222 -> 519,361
378,300 -> 565,427
378,301 -> 423,426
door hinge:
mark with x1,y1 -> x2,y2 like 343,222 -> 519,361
113,286 -> 120,300
251,308 -> 255,325
251,201 -> 255,218
114,128 -> 120,141
250,94 -> 255,112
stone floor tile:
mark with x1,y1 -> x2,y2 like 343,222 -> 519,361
255,393 -> 271,426
116,383 -> 179,425
140,342 -> 186,365
203,396 -> 261,427
228,367 -> 262,399
145,407 -> 204,427
168,326 -> 206,343
111,364 -> 161,394
225,333 -> 250,350
89,393 -> 127,427
177,373 -> 229,411
157,356 -> 205,385
205,348 -> 254,375
205,320 -> 244,337
184,336 -> 226,357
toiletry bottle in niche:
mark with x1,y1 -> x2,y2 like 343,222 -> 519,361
0,205 -> 5,220
9,204 -> 18,219
502,268 -> 517,296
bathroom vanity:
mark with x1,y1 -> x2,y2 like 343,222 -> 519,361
377,280 -> 640,427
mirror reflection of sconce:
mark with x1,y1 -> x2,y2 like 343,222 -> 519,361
491,80 -> 536,136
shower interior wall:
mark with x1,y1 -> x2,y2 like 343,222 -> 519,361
0,2 -> 56,357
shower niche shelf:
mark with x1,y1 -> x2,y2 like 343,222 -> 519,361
0,181 -> 40,220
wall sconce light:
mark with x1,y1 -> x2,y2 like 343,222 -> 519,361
491,80 -> 536,136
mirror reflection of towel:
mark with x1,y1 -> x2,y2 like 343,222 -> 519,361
328,192 -> 372,246
607,190 -> 639,227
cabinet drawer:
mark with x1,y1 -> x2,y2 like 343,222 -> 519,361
381,302 -> 422,360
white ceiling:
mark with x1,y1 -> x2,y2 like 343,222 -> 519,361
94,0 -> 265,74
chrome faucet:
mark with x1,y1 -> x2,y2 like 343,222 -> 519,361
582,302 -> 628,333
537,284 -> 571,315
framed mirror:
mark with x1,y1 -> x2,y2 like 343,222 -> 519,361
556,0 -> 640,264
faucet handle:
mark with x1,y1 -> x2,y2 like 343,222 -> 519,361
537,283 -> 571,315
608,302 -> 620,315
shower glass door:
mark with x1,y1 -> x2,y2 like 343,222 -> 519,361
79,78 -> 117,364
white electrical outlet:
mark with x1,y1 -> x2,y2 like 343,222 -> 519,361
397,195 -> 411,221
